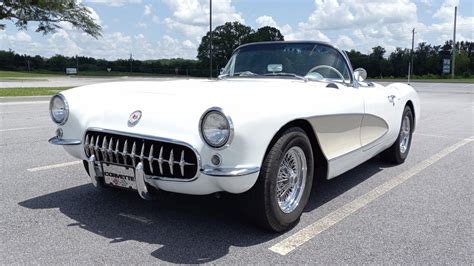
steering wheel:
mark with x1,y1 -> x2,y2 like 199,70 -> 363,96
306,65 -> 346,82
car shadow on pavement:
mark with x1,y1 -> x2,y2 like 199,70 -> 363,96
18,156 -> 392,263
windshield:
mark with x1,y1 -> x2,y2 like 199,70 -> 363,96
221,42 -> 352,83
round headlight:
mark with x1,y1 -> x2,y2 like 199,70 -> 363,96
49,94 -> 69,125
200,108 -> 233,149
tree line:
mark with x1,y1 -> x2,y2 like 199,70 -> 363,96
1,21 -> 472,78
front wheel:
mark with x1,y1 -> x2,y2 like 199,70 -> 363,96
245,127 -> 314,232
382,106 -> 414,164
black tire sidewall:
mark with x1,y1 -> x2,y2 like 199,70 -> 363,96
396,107 -> 414,162
263,128 -> 314,229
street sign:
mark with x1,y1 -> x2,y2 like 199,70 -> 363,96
442,59 -> 451,74
66,68 -> 77,75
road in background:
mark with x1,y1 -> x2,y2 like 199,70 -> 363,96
0,76 -> 185,88
0,83 -> 472,264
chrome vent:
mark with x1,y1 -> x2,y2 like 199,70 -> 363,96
84,131 -> 198,179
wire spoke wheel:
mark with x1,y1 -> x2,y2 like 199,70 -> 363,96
276,146 -> 307,213
399,115 -> 411,154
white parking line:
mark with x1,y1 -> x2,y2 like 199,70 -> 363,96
119,213 -> 153,224
0,126 -> 50,132
269,136 -> 474,256
27,161 -> 82,172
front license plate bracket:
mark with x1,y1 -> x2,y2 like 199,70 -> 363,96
102,163 -> 137,190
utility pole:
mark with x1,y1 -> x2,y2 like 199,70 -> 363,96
209,0 -> 213,79
451,6 -> 457,79
408,28 -> 415,84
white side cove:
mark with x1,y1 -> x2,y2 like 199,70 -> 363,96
308,113 -> 390,179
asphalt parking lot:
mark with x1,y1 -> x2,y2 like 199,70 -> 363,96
0,82 -> 472,264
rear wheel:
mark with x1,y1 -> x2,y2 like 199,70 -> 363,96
382,106 -> 414,164
245,127 -> 314,232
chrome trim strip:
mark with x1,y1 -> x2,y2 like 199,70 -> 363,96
201,166 -> 260,177
84,127 -> 202,182
48,136 -> 81,145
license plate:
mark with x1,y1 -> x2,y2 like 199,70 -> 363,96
102,163 -> 137,190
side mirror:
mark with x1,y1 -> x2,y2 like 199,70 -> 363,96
354,68 -> 367,81
220,68 -> 225,75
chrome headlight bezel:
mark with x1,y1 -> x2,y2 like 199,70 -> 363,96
199,107 -> 234,149
49,94 -> 69,125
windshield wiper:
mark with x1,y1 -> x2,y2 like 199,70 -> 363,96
263,72 -> 307,81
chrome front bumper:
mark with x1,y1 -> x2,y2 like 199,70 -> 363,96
88,155 -> 155,200
48,136 -> 81,145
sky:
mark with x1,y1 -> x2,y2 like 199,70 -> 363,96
0,0 -> 473,60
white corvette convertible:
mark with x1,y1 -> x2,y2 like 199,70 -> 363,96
49,41 -> 420,231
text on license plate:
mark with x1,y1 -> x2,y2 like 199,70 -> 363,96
102,163 -> 137,190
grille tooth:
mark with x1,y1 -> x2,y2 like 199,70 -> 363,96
108,137 -> 114,163
158,146 -> 164,175
85,134 -> 90,157
179,150 -> 185,177
123,140 -> 128,163
95,135 -> 100,159
102,136 -> 108,161
115,139 -> 120,163
90,135 -> 95,158
84,131 -> 197,179
149,144 -> 154,173
140,142 -> 145,164
168,149 -> 174,175
131,141 -> 137,167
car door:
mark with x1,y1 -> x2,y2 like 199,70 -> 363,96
358,82 -> 400,152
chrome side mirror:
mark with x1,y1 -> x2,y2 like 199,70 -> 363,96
220,68 -> 225,75
354,68 -> 367,81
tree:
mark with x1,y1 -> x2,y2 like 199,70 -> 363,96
0,0 -> 102,38
248,26 -> 284,42
197,22 -> 285,72
368,46 -> 387,77
197,22 -> 254,70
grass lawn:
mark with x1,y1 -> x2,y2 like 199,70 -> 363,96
0,70 -> 177,79
0,70 -> 63,79
0,87 -> 70,97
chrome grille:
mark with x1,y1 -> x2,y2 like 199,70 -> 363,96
84,130 -> 198,179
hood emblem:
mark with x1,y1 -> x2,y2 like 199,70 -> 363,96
128,110 -> 142,127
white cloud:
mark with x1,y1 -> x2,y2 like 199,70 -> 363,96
433,0 -> 458,21
8,31 -> 32,42
162,0 -> 244,46
256,15 -> 277,28
336,35 -> 354,49
136,22 -> 147,28
143,4 -> 152,16
427,0 -> 473,42
84,0 -> 142,6
255,15 -> 293,37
